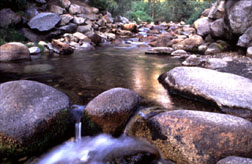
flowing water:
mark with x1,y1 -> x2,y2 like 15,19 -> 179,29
0,46 -> 181,108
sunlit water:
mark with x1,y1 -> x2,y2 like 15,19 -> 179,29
0,47 -> 181,108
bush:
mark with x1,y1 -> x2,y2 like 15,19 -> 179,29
0,28 -> 26,43
0,0 -> 27,10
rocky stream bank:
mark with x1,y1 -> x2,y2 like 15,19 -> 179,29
1,0 -> 252,164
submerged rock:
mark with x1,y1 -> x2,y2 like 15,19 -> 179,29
85,88 -> 140,135
217,156 -> 252,164
145,47 -> 174,55
159,66 -> 252,120
128,110 -> 252,164
0,42 -> 30,62
0,80 -> 71,158
28,12 -> 61,32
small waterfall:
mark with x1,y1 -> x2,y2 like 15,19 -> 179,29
75,122 -> 82,142
70,104 -> 86,142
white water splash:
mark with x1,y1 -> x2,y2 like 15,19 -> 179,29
38,134 -> 159,164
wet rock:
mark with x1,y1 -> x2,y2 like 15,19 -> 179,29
217,156 -> 252,164
28,12 -> 61,32
145,47 -> 174,55
171,49 -> 188,56
73,16 -> 85,25
59,23 -> 77,33
89,33 -> 102,45
85,88 -> 140,135
198,43 -> 209,53
50,5 -> 65,15
210,18 -> 225,38
0,8 -> 21,28
128,110 -> 252,164
0,42 -> 30,62
69,4 -> 82,15
52,39 -> 74,55
59,0 -> 71,9
60,14 -> 73,26
77,24 -> 92,33
29,46 -> 41,55
0,80 -> 71,157
225,0 -> 252,35
237,26 -> 252,48
194,17 -> 211,36
150,33 -> 174,47
159,66 -> 252,120
75,42 -> 94,51
247,47 -> 252,57
208,0 -> 225,20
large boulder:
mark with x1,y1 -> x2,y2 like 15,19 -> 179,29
194,17 -> 211,36
217,156 -> 252,164
0,42 -> 30,62
237,26 -> 252,48
0,8 -> 21,28
225,0 -> 252,35
127,110 -> 252,164
210,18 -> 225,38
85,88 -> 140,135
159,66 -> 252,120
172,35 -> 204,52
28,12 -> 61,32
0,80 -> 71,157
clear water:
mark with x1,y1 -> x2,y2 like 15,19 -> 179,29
0,47 -> 181,108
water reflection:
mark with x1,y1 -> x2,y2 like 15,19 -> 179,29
0,47 -> 181,108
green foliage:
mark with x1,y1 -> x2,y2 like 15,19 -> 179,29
126,1 -> 153,23
88,0 -> 118,12
0,28 -> 26,43
0,0 -> 27,10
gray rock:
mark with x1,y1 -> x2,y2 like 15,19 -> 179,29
77,24 -> 92,33
159,66 -> 252,119
0,42 -> 30,62
0,8 -> 21,28
127,109 -> 252,164
50,5 -> 65,15
237,26 -> 252,48
225,0 -> 252,35
60,23 -> 77,33
60,14 -> 73,25
194,17 -> 211,36
25,8 -> 39,19
247,47 -> 252,57
145,47 -> 174,55
208,0 -> 225,20
29,46 -> 41,54
75,42 -> 94,51
217,156 -> 252,164
82,13 -> 98,21
59,0 -> 71,9
171,49 -> 188,56
182,55 -> 204,66
204,58 -> 228,69
210,18 -> 225,38
73,16 -> 85,25
85,88 -> 140,135
205,42 -> 222,55
28,12 -> 61,32
69,4 -> 82,15
0,80 -> 71,157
